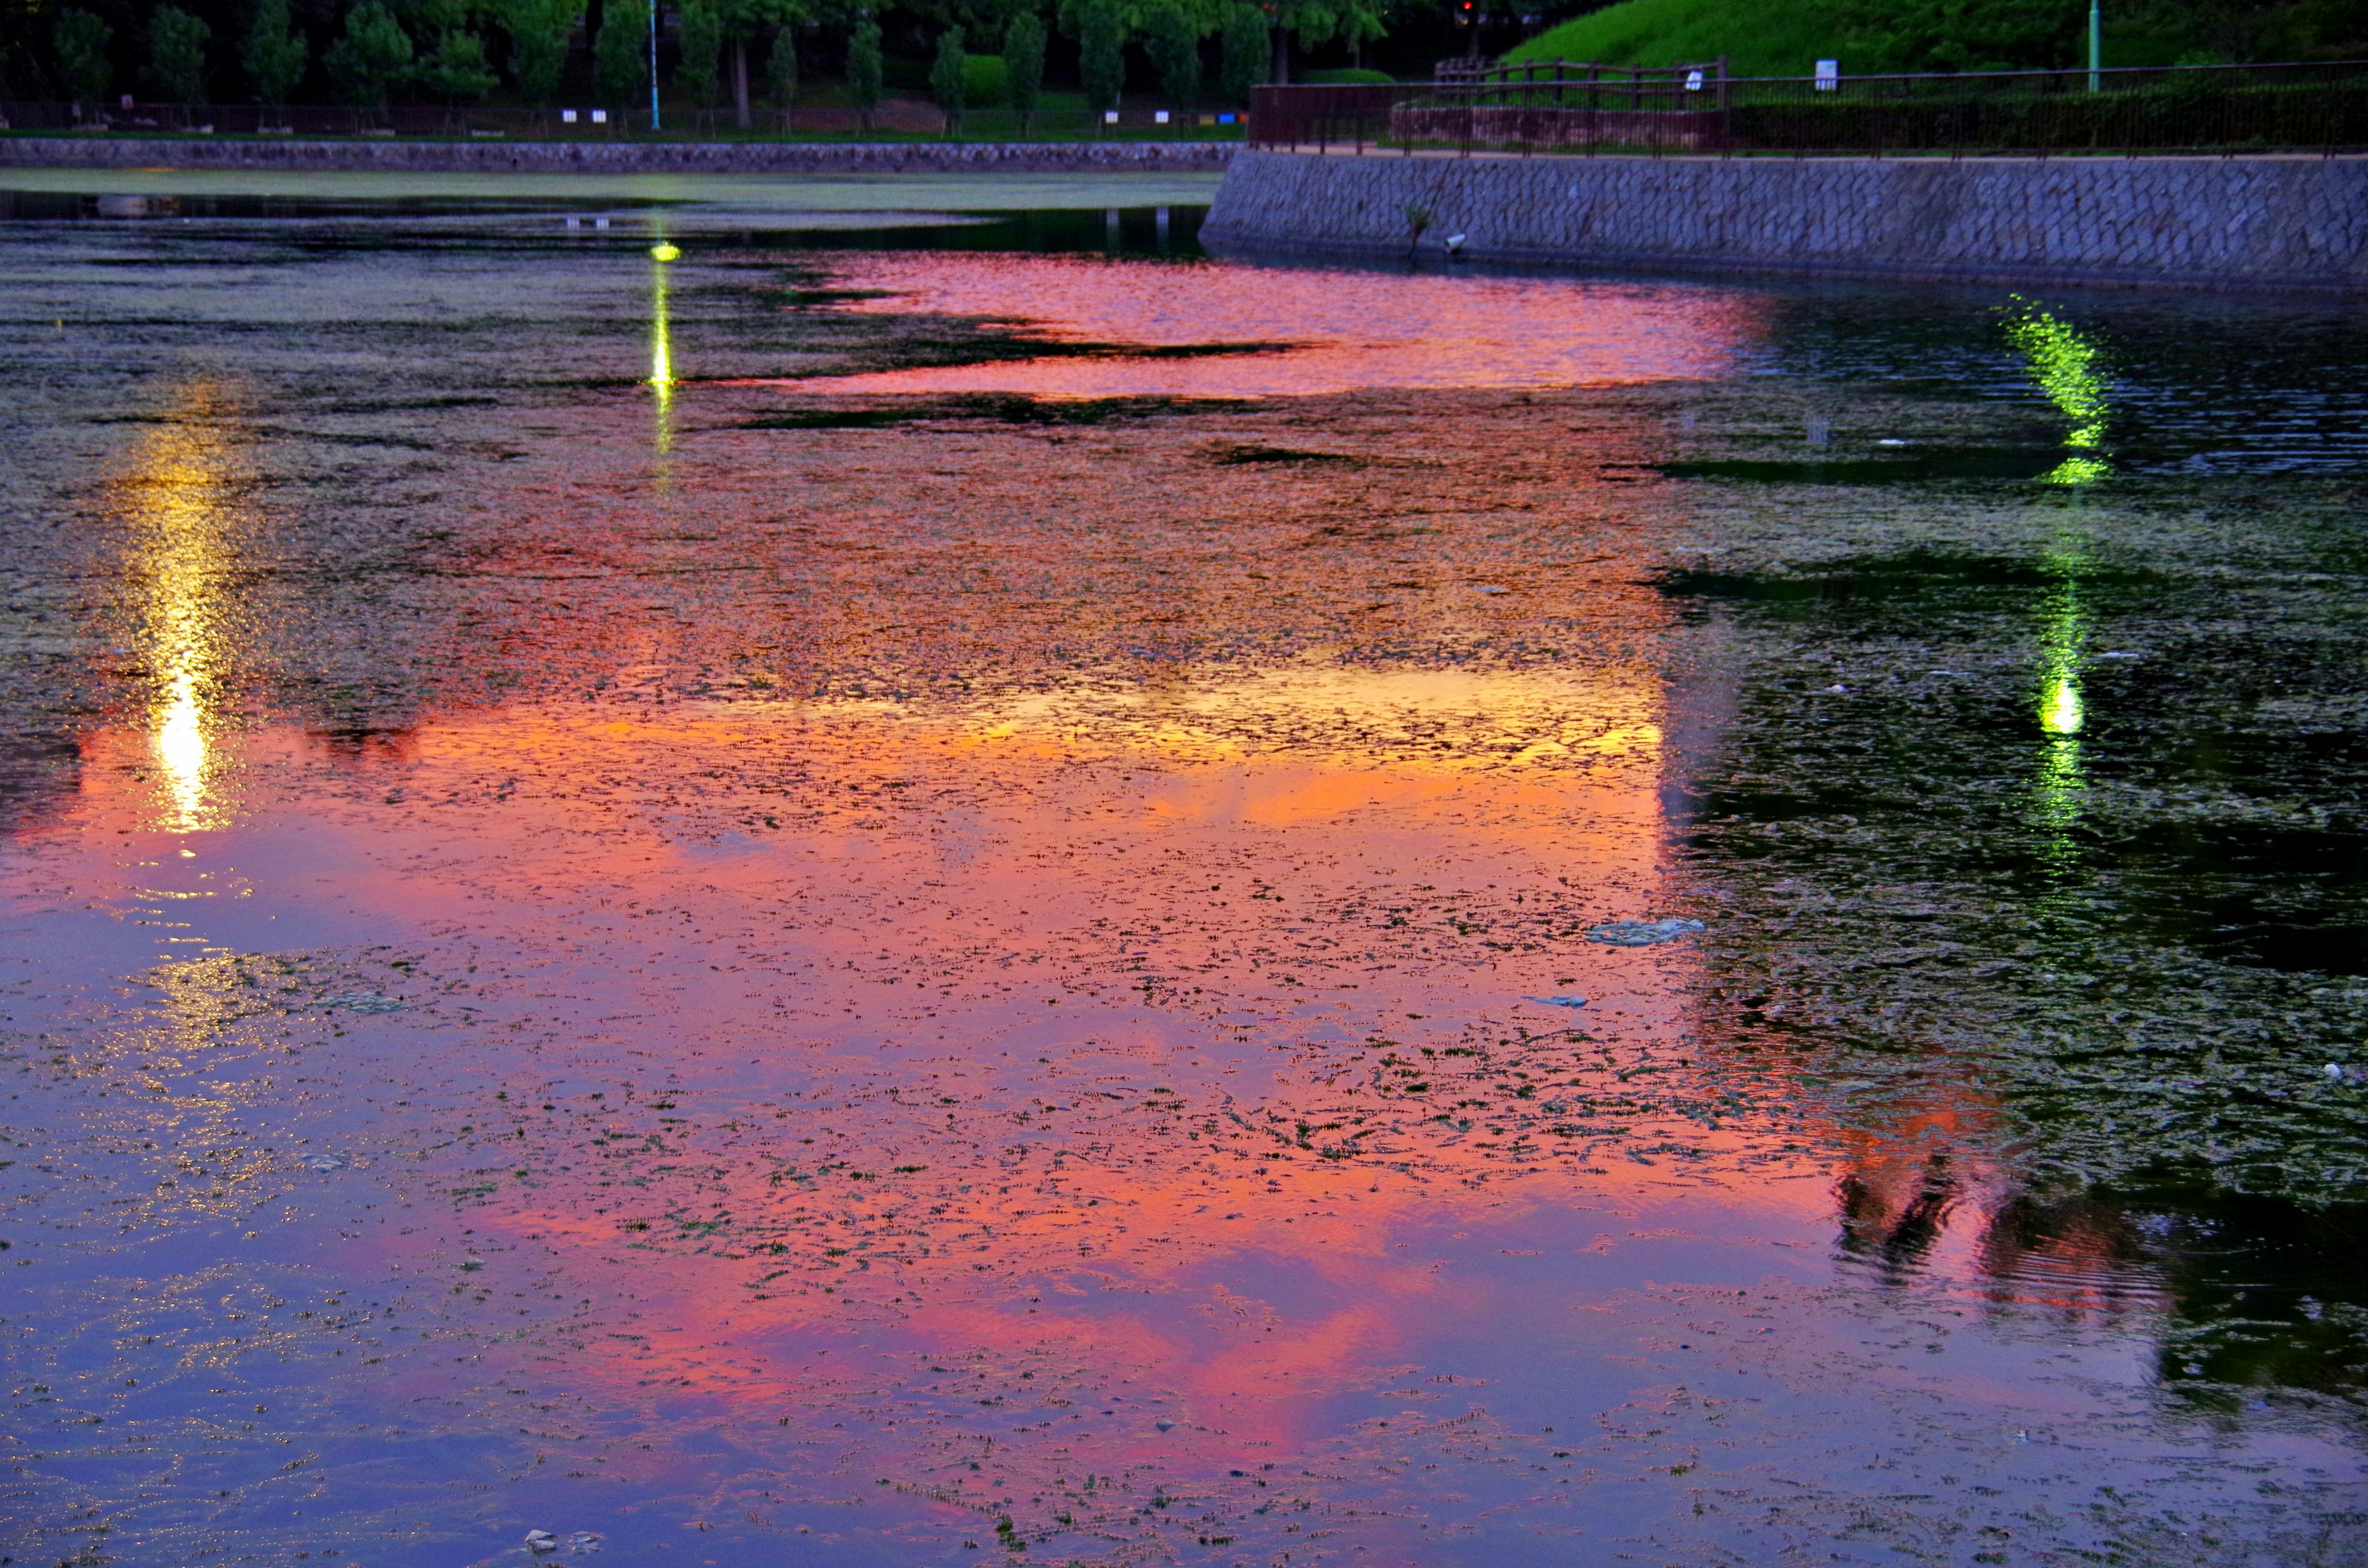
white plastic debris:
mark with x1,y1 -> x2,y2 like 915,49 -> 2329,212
2325,1063 -> 2347,1080
1523,995 -> 1589,1009
524,1529 -> 557,1553
1586,918 -> 1705,947
564,1533 -> 604,1554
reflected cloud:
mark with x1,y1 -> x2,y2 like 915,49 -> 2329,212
758,253 -> 1766,398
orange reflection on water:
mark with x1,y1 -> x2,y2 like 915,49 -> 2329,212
767,253 -> 1766,397
116,390 -> 242,834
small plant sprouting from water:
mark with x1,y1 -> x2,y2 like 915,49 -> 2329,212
1404,199 -> 1434,258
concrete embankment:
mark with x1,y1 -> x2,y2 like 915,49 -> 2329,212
0,136 -> 1236,174
1202,149 -> 2368,291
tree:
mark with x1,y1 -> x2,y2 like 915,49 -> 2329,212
1144,0 -> 1198,104
593,0 -> 644,106
929,23 -> 964,133
715,0 -> 800,130
53,9 -> 113,104
1262,0 -> 1388,82
1218,2 -> 1262,100
845,12 -> 882,126
1004,8 -> 1045,126
326,1 -> 414,105
500,0 -> 577,105
243,0 -> 308,104
675,0 -> 721,100
765,24 -> 796,109
146,7 -> 210,104
1075,0 -> 1123,111
421,28 -> 498,98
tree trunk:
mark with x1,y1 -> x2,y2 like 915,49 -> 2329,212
1270,29 -> 1288,84
731,39 -> 750,128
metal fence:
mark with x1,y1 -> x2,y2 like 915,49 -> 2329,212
1250,59 -> 2368,156
0,99 -> 1246,142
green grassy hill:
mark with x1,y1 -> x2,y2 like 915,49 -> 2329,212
1504,0 -> 1847,78
1503,0 -> 2368,76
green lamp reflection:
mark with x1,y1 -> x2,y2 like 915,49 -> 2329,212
649,235 -> 679,453
2031,552 -> 2087,867
2002,297 -> 2110,486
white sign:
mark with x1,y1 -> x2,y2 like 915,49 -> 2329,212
591,108 -> 609,123
1815,59 -> 1839,89
1154,110 -> 1170,123
561,109 -> 578,123
1685,69 -> 1704,91
1104,110 -> 1119,124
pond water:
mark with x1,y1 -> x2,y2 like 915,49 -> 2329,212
3,189 -> 2366,1568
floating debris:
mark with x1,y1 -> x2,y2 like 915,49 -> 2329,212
1586,918 -> 1705,946
1524,995 -> 1590,1009
524,1529 -> 557,1553
1154,1418 -> 1175,1432
304,1152 -> 361,1172
323,991 -> 403,1014
564,1533 -> 604,1555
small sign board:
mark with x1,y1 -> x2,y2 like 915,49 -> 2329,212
1815,59 -> 1840,89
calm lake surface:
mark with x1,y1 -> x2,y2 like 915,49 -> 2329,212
3,187 -> 2366,1568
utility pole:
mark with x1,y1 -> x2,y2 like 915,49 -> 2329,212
649,0 -> 662,129
2088,0 -> 2100,92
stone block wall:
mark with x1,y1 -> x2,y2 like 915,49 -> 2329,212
1202,149 -> 2368,290
0,137 -> 1236,174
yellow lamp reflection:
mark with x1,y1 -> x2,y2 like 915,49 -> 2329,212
2002,297 -> 2110,486
649,236 -> 676,454
126,393 -> 237,832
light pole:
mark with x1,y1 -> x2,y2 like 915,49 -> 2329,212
649,0 -> 662,129
2088,0 -> 2100,92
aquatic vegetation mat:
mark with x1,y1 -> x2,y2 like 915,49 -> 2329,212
3,207 -> 2367,1568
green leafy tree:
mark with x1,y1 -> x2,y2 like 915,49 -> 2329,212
715,0 -> 800,128
326,0 -> 414,104
929,22 -> 964,130
501,0 -> 577,104
765,24 -> 796,107
53,9 -> 114,103
421,28 -> 498,97
242,0 -> 308,103
146,6 -> 210,104
1004,7 -> 1045,123
1144,0 -> 1198,103
593,0 -> 645,105
675,0 -> 721,99
845,11 -> 882,124
1263,0 -> 1385,80
1075,0 -> 1122,110
1217,2 -> 1262,99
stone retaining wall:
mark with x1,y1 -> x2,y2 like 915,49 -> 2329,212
1202,149 -> 2368,290
0,136 -> 1236,174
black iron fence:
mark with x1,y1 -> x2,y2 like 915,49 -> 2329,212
0,99 -> 1246,142
1251,59 -> 2368,156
